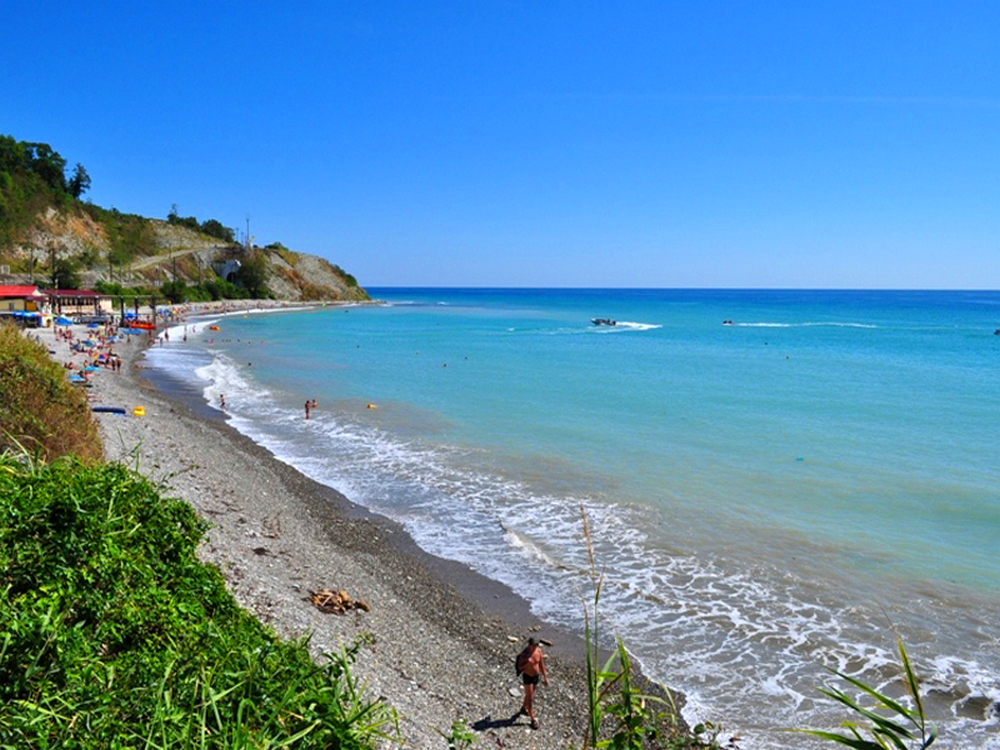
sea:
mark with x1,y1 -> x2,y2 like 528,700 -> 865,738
145,288 -> 1000,748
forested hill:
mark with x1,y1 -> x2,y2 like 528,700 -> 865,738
0,135 -> 368,302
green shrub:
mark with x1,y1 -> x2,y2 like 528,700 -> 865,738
0,455 -> 397,748
0,323 -> 102,462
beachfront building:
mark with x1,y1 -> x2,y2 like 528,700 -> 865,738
42,289 -> 114,319
0,285 -> 50,327
0,285 -> 48,313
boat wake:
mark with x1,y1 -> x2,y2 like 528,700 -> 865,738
593,320 -> 661,332
733,321 -> 878,329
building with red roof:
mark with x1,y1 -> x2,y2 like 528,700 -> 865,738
0,285 -> 47,313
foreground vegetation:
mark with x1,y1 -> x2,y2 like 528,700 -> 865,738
0,455 -> 397,748
0,323 -> 102,462
0,324 -> 394,747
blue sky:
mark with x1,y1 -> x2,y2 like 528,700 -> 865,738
4,1 -> 998,288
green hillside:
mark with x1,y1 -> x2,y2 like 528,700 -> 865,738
0,135 -> 368,302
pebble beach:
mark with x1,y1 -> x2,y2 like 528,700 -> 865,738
34,306 -> 615,749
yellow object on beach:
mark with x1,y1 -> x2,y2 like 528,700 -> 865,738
133,406 -> 146,417
367,403 -> 377,410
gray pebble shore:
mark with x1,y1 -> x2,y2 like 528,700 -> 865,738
37,309 -> 598,749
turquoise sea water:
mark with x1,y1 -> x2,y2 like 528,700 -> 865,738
146,289 -> 1000,748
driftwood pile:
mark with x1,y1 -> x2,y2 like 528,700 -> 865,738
310,588 -> 371,615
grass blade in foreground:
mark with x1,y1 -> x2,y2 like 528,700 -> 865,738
799,638 -> 936,750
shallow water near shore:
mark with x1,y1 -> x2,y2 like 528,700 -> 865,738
145,288 -> 1000,748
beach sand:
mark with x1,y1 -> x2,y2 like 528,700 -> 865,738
35,310 -> 620,749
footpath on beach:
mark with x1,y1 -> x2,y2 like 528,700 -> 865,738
32,303 -> 600,749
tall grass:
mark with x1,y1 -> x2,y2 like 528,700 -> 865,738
801,637 -> 936,749
579,505 -> 721,749
0,453 -> 397,748
0,322 -> 102,462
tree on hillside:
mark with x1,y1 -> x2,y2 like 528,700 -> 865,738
0,137 -> 91,250
67,164 -> 90,198
23,142 -> 67,192
161,279 -> 188,304
200,218 -> 234,243
0,136 -> 85,197
50,257 -> 81,290
235,250 -> 271,298
0,135 -> 31,174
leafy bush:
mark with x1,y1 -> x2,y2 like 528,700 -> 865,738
0,322 -> 102,462
85,204 -> 161,262
167,205 -> 235,243
0,455 -> 397,748
235,249 -> 271,298
160,279 -> 188,304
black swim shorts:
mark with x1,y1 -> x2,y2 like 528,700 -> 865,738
522,673 -> 540,686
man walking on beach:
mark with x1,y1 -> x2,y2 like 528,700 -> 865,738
517,637 -> 548,729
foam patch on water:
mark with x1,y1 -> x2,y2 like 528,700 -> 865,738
734,321 -> 878,329
595,320 -> 662,332
544,322 -> 663,335
193,351 -> 273,413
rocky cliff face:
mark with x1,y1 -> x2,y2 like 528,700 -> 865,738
1,207 -> 368,302
264,249 -> 367,301
23,207 -> 107,257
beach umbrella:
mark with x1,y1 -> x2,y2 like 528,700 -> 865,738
87,323 -> 100,329
55,317 -> 73,325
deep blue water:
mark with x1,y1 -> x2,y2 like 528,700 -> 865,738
147,289 -> 1000,748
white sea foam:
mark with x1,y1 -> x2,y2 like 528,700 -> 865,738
194,352 -> 272,412
179,378 -> 1000,747
548,321 -> 663,335
735,321 -> 878,329
595,320 -> 662,332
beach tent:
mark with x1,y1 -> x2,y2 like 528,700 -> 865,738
87,323 -> 100,329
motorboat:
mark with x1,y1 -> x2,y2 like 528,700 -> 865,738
591,318 -> 616,326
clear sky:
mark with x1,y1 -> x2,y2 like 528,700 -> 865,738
4,1 -> 998,289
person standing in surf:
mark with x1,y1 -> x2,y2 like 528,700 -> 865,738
516,637 -> 548,729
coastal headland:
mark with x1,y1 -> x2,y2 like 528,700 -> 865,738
35,300 -> 682,748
